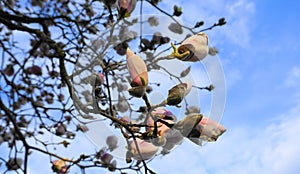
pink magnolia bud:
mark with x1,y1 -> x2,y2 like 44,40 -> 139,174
129,138 -> 158,160
118,0 -> 137,18
147,108 -> 182,149
95,73 -> 104,86
147,108 -> 176,136
126,48 -> 148,97
126,48 -> 148,86
77,124 -> 89,133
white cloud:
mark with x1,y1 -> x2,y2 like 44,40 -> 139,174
172,0 -> 256,48
223,0 -> 256,47
150,97 -> 300,174
285,66 -> 300,87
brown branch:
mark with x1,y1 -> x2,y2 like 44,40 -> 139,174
0,99 -> 29,173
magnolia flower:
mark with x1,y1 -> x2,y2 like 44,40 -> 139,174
166,82 -> 192,105
129,138 -> 158,160
151,107 -> 176,121
198,116 -> 226,142
147,108 -> 183,149
169,32 -> 209,62
147,108 -> 176,135
118,0 -> 136,18
126,48 -> 148,97
185,116 -> 226,145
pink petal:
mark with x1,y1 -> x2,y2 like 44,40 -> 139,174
198,117 -> 226,141
130,138 -> 158,160
147,117 -> 174,136
126,48 -> 148,86
200,117 -> 226,133
119,0 -> 136,13
147,108 -> 176,136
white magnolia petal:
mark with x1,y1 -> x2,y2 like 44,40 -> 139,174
181,32 -> 209,61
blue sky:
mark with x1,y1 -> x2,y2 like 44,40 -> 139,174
1,0 -> 300,173
147,0 -> 300,173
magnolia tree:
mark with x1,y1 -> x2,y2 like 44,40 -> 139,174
0,0 -> 227,173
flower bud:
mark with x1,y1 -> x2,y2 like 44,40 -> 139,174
174,113 -> 203,137
56,124 -> 66,136
118,0 -> 137,18
126,48 -> 148,87
173,5 -> 182,16
101,153 -> 113,164
208,47 -> 218,56
2,64 -> 14,76
106,135 -> 118,151
170,32 -> 209,62
108,160 -> 117,171
167,82 -> 192,106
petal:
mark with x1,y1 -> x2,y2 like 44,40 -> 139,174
126,48 -> 148,86
151,107 -> 176,120
118,0 -> 137,17
180,32 -> 209,61
130,138 -> 158,160
162,129 -> 184,152
147,115 -> 174,136
147,107 -> 176,136
198,117 -> 226,141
